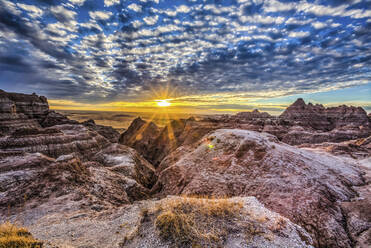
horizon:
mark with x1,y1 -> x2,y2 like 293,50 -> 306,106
0,0 -> 370,113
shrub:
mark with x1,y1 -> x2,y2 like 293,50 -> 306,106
154,196 -> 243,247
0,222 -> 43,248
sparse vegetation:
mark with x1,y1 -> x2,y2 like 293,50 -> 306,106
0,222 -> 43,248
154,196 -> 243,247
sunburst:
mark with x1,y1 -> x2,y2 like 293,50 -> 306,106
156,99 -> 171,107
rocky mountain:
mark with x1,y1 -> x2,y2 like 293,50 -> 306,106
1,89 -> 370,248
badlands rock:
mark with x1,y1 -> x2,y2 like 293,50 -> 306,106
120,100 -> 371,161
120,117 -> 231,166
154,129 -> 365,248
0,144 -> 155,217
41,110 -> 78,127
299,136 -> 371,159
24,196 -> 313,248
0,124 -> 110,159
0,90 -> 48,135
280,98 -> 370,131
82,119 -> 120,143
119,117 -> 161,163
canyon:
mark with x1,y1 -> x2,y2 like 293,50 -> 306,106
0,89 -> 370,248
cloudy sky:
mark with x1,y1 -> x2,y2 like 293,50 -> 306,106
0,0 -> 370,114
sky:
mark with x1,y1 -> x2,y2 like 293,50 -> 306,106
0,0 -> 370,114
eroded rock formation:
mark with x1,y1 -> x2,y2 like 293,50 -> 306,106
153,129 -> 366,247
119,99 -> 371,163
1,89 -> 370,248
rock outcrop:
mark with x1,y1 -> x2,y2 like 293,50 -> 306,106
0,90 -> 48,135
22,196 -> 313,248
0,124 -> 109,159
119,117 -> 161,162
280,98 -> 370,131
0,144 -> 155,216
1,89 -> 370,248
82,119 -> 120,143
0,89 -> 156,217
299,136 -> 371,159
153,129 -> 366,248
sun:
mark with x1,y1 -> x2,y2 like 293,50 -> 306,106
156,99 -> 171,107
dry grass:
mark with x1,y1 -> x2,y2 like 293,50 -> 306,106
0,222 -> 43,248
154,196 -> 243,247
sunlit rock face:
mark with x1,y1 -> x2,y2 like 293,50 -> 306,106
20,196 -> 313,248
119,117 -> 161,162
154,129 -> 365,248
119,117 -> 226,167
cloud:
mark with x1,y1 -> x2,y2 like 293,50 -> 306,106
50,5 -> 76,23
69,0 -> 85,6
16,3 -> 43,18
289,31 -> 310,38
128,3 -> 142,12
89,11 -> 112,20
143,15 -> 158,25
0,0 -> 370,107
312,21 -> 327,29
104,0 -> 120,7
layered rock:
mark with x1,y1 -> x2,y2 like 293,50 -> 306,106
0,124 -> 110,159
0,90 -> 46,135
0,144 -> 156,216
280,98 -> 370,131
153,129 -> 366,247
299,136 -> 371,159
41,110 -> 78,127
0,89 -> 156,216
82,119 -> 120,143
0,89 -> 49,122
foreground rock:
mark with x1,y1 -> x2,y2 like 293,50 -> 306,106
154,129 -> 366,247
24,196 -> 313,248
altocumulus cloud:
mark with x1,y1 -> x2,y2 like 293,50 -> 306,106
0,0 -> 370,103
